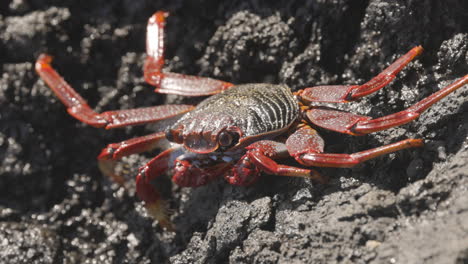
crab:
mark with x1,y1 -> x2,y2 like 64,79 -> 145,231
35,11 -> 468,230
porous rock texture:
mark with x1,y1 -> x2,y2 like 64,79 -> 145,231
1,1 -> 467,263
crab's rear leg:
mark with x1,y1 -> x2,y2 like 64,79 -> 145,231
286,125 -> 423,168
297,46 -> 423,103
306,75 -> 468,135
35,55 -> 194,129
144,11 -> 234,96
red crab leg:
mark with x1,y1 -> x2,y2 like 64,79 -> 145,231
98,132 -> 167,160
136,147 -> 185,231
306,75 -> 468,135
144,11 -> 234,96
96,131 -> 181,230
35,54 -> 194,129
298,139 -> 423,168
226,140 -> 328,186
97,132 -> 167,184
297,46 -> 423,103
286,124 -> 423,168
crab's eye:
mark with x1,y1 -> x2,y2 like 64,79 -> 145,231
218,131 -> 239,149
218,131 -> 233,147
218,131 -> 240,149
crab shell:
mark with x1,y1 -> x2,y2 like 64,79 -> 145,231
166,83 -> 300,153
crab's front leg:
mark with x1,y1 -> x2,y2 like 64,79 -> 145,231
225,140 -> 327,186
97,132 -> 168,185
94,131 -> 178,230
136,147 -> 185,230
171,153 -> 233,187
137,149 -> 233,230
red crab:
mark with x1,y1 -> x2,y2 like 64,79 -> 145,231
36,11 -> 468,230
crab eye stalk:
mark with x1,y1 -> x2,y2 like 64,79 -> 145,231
218,131 -> 232,146
218,131 -> 239,149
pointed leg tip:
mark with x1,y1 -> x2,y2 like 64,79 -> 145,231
35,54 -> 53,71
150,11 -> 169,24
414,45 -> 424,54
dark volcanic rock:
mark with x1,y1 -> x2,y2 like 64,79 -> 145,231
0,222 -> 60,263
0,0 -> 467,263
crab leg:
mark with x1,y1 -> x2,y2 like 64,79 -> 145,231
226,140 -> 327,186
144,11 -> 233,96
306,75 -> 468,135
35,54 -> 194,129
297,46 -> 423,103
137,147 -> 185,230
297,139 -> 423,168
97,132 -> 168,184
98,132 -> 167,160
286,125 -> 423,168
98,131 -> 183,230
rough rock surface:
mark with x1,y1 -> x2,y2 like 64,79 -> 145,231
1,1 -> 467,263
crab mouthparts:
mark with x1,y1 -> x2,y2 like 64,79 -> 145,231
183,134 -> 219,154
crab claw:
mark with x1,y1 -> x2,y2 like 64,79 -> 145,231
136,166 -> 175,231
225,154 -> 261,186
172,159 -> 232,187
135,147 -> 183,230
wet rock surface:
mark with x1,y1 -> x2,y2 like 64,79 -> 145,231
1,1 -> 467,263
